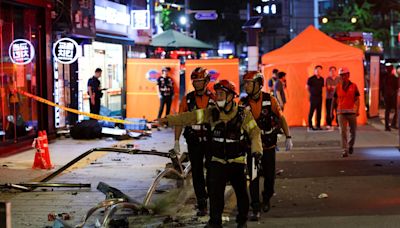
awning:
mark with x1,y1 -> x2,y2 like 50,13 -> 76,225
95,33 -> 135,46
151,30 -> 214,49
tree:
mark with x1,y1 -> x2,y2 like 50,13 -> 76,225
320,0 -> 400,54
160,9 -> 172,31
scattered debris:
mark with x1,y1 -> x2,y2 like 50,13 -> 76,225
317,193 -> 328,199
90,162 -> 103,165
276,169 -> 284,175
72,192 -> 78,195
112,158 -> 122,162
374,163 -> 383,167
48,213 -> 70,221
340,170 -> 345,173
222,216 -> 230,222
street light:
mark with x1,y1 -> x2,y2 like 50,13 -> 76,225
351,17 -> 357,24
322,17 -> 329,24
179,16 -> 187,25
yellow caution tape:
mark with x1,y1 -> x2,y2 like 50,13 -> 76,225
16,89 -> 140,125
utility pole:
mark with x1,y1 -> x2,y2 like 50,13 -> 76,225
245,0 -> 261,71
185,0 -> 190,36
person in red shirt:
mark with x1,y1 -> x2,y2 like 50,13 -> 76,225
332,67 -> 360,157
174,67 -> 215,216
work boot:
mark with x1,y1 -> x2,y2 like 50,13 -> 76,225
249,211 -> 261,221
197,199 -> 208,216
262,200 -> 271,212
349,147 -> 354,154
385,127 -> 391,131
342,152 -> 348,158
204,223 -> 222,228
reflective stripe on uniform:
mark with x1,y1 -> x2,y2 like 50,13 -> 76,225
195,109 -> 204,124
211,156 -> 246,164
192,125 -> 202,130
261,129 -> 274,135
212,138 -> 240,143
246,119 -> 257,130
262,101 -> 271,106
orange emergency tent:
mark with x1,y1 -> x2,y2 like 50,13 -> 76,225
261,25 -> 366,126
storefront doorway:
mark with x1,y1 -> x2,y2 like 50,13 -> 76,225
79,41 -> 123,119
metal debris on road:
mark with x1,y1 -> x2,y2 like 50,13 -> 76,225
318,193 -> 329,199
276,169 -> 284,175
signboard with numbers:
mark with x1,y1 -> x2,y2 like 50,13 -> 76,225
8,39 -> 35,65
53,38 -> 80,64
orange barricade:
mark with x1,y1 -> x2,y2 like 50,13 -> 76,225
126,59 -> 180,120
185,59 -> 240,95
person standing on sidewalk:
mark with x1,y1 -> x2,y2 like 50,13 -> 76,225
241,71 -> 292,221
307,65 -> 324,130
326,66 -> 340,128
159,80 -> 263,228
332,67 -> 360,157
268,69 -> 279,93
157,67 -> 174,118
382,65 -> 398,131
87,68 -> 103,115
274,71 -> 287,111
174,67 -> 215,216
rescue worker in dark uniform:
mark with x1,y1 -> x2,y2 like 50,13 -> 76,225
157,67 -> 174,118
240,71 -> 293,221
159,80 -> 263,228
87,68 -> 103,115
174,67 -> 215,216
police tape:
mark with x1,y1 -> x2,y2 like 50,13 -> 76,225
15,89 -> 140,125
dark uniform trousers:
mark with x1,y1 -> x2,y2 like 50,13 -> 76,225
90,97 -> 101,115
249,146 -> 276,211
187,142 -> 210,206
208,161 -> 249,225
158,96 -> 172,118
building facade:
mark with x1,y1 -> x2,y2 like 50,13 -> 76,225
0,0 -> 54,155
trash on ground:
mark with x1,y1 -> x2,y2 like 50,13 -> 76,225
318,193 -> 328,199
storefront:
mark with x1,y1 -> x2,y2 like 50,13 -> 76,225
75,0 -> 140,120
0,0 -> 53,155
78,41 -> 124,118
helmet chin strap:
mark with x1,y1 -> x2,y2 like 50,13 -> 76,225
249,81 -> 262,98
222,95 -> 234,114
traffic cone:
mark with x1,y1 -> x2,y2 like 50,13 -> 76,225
41,130 -> 54,169
32,131 -> 46,169
32,131 -> 53,169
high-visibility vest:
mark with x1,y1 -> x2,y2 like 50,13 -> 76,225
336,82 -> 359,114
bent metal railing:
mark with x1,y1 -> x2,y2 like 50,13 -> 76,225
30,147 -> 191,228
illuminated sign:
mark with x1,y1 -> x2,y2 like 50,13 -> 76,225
95,4 -> 130,26
53,38 -> 80,64
131,10 -> 150,29
8,39 -> 35,65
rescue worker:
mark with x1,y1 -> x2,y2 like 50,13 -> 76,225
241,71 -> 293,221
159,80 -> 263,228
174,67 -> 215,216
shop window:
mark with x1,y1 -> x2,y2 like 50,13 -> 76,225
0,3 -> 41,144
